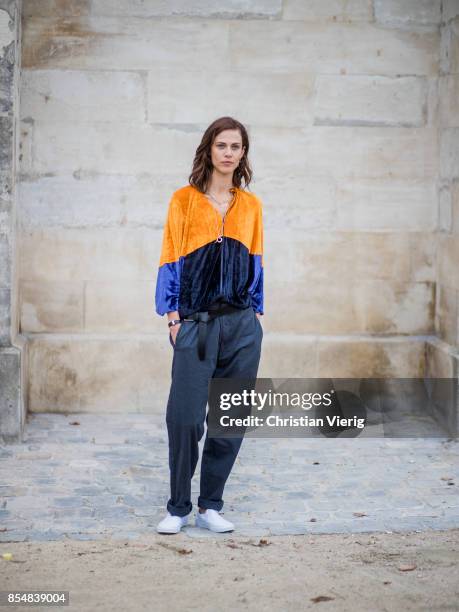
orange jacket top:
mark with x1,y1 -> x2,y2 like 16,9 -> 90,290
155,184 -> 264,317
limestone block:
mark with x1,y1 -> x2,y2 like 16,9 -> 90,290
19,280 -> 84,333
29,121 -> 196,175
19,227 -> 160,282
437,233 -> 459,291
0,288 -> 10,344
20,69 -> 146,123
0,117 -> 12,174
374,0 -> 441,27
22,0 -> 89,18
441,18 -> 459,74
266,229 -> 414,285
439,183 -> 453,232
0,347 -> 22,442
452,181 -> 459,234
229,21 -> 438,75
439,75 -> 459,127
249,126 -> 438,180
256,334 -> 317,377
147,69 -> 315,127
18,120 -> 33,176
424,338 -> 458,437
264,278 -> 433,334
21,17 -> 231,71
84,281 -> 158,333
252,175 -> 336,231
409,233 -> 436,283
314,75 -> 427,127
317,337 -> 425,377
18,173 -> 179,229
0,233 -> 10,287
425,337 -> 459,378
27,335 -> 173,413
91,0 -> 282,18
282,0 -> 372,22
443,0 -> 459,23
450,15 -> 459,74
435,283 -> 459,345
24,0 -> 282,18
0,51 -> 13,116
440,128 -> 459,180
360,281 -> 434,335
0,198 -> 11,235
334,179 -> 436,231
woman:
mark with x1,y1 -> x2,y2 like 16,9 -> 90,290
155,116 -> 264,534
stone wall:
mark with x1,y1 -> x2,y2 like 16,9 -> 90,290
15,0 -> 455,414
424,1 -> 459,422
436,2 -> 459,347
0,0 -> 24,442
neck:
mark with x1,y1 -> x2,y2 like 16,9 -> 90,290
207,169 -> 235,195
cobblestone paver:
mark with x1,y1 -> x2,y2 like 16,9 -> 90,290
0,413 -> 458,542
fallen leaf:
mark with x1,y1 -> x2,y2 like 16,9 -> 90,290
69,421 -> 80,426
245,538 -> 271,547
157,542 -> 192,555
310,518 -> 317,522
227,543 -> 242,549
257,539 -> 271,547
353,512 -> 367,517
311,595 -> 335,603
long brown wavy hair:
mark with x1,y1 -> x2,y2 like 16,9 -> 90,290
188,116 -> 253,193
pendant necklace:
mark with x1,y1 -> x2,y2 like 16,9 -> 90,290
206,190 -> 234,244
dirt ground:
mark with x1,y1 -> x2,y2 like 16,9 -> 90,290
1,529 -> 458,611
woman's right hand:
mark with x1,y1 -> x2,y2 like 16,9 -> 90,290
170,323 -> 181,345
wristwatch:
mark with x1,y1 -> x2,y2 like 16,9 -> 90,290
168,319 -> 182,328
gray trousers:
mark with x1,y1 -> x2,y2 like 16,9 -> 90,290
165,305 -> 263,517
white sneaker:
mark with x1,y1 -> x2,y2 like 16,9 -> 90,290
195,509 -> 234,533
156,511 -> 189,534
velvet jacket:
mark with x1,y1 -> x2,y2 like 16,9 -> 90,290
155,184 -> 264,318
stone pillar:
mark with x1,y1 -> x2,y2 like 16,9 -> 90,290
0,0 -> 25,443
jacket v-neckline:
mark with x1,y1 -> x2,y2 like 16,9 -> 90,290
194,185 -> 238,221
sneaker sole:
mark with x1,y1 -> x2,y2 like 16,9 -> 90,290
157,520 -> 188,534
195,517 -> 234,533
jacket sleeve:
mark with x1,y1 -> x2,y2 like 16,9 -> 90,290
248,196 -> 264,315
155,195 -> 184,316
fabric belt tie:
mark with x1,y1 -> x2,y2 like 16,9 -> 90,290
181,303 -> 246,361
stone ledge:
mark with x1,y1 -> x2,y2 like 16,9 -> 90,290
25,332 -> 434,414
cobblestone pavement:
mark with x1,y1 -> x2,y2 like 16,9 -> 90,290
0,412 -> 458,542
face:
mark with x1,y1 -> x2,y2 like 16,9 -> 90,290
210,129 -> 246,176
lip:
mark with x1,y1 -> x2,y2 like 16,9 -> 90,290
222,162 -> 233,165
